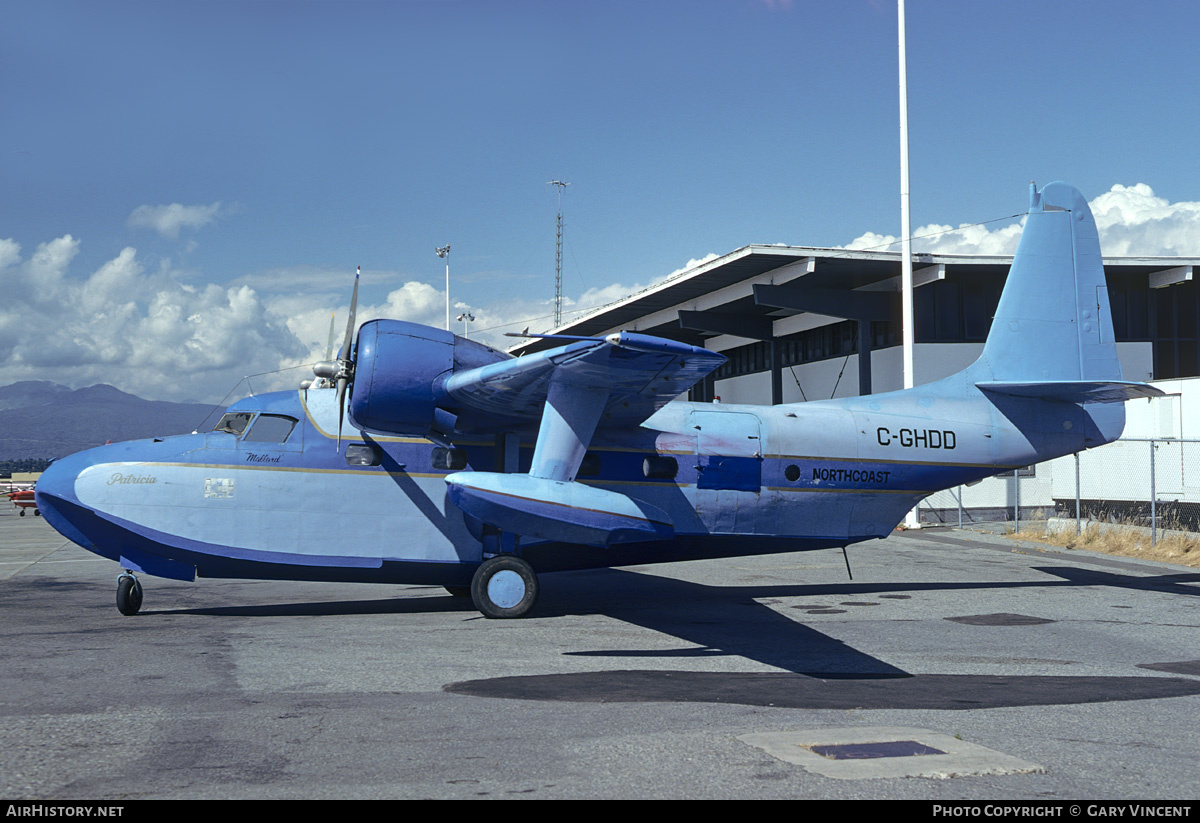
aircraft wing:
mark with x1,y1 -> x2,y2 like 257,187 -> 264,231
443,332 -> 726,427
442,333 -> 724,549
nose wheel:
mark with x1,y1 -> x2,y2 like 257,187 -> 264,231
116,572 -> 143,616
470,555 -> 539,619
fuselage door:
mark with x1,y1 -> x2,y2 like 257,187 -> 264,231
688,409 -> 763,492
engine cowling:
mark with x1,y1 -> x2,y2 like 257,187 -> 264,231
347,319 -> 510,438
348,320 -> 453,436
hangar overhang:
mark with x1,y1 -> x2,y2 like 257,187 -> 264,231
509,244 -> 1200,404
510,246 -> 1014,350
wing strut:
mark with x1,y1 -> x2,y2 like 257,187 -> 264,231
446,359 -> 679,548
529,381 -> 609,482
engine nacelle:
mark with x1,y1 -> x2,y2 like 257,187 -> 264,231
347,320 -> 511,438
348,320 -> 453,436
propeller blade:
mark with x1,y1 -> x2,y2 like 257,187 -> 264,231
323,311 -> 336,363
339,267 -> 360,362
336,375 -> 347,451
334,267 -> 360,452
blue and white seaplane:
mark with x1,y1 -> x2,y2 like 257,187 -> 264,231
36,182 -> 1163,618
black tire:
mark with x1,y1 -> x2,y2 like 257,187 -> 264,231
470,556 -> 539,619
444,585 -> 471,598
18,509 -> 25,517
33,509 -> 40,517
116,575 -> 143,616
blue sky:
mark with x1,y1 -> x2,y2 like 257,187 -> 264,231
4,0 -> 1200,401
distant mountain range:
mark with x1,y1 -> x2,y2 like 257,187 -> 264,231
0,381 -> 221,460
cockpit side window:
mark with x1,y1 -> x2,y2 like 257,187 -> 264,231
213,412 -> 254,437
243,414 -> 298,444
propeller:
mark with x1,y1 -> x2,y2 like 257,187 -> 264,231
311,267 -> 360,451
334,268 -> 360,450
301,311 -> 339,391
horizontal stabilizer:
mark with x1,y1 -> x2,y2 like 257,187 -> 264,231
977,380 -> 1166,404
445,472 -> 674,548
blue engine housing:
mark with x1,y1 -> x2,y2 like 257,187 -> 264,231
348,320 -> 510,437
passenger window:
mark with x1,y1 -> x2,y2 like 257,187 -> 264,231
243,414 -> 298,444
213,412 -> 254,437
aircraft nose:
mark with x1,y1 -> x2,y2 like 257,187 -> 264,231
34,449 -> 106,554
35,454 -> 76,512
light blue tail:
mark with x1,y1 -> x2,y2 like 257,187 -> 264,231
971,182 -> 1159,404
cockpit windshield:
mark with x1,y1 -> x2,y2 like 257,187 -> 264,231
213,412 -> 254,436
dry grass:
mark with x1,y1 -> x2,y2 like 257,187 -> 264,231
1009,520 -> 1200,568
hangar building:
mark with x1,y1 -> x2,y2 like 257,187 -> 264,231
512,245 -> 1200,524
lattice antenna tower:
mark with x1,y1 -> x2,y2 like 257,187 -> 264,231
548,180 -> 570,327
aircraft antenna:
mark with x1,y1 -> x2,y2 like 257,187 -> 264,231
548,180 -> 570,328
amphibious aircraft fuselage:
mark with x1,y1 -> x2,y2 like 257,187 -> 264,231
35,182 -> 1163,618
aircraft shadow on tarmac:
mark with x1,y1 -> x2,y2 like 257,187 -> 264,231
144,563 -> 1200,711
443,566 -> 1200,710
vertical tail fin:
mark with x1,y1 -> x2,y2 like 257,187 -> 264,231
972,182 -> 1160,403
980,181 -> 1118,382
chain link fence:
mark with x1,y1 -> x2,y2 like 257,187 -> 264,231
917,439 -> 1200,540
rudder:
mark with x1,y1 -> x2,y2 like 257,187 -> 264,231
975,181 -> 1121,384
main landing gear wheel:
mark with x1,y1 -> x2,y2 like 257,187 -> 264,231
470,556 -> 539,619
116,573 -> 143,616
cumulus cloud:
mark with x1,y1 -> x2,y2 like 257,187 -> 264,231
0,238 -> 19,268
843,184 -> 1200,258
273,254 -> 726,371
127,202 -> 222,240
9,182 -> 1197,404
0,236 -> 304,402
1089,183 -> 1200,256
843,220 -> 1027,256
669,253 -> 721,277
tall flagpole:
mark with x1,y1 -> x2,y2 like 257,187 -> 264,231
899,0 -> 920,529
899,0 -> 914,392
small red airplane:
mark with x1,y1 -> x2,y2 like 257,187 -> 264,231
6,488 -> 39,516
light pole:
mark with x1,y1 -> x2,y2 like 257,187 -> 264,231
456,311 -> 475,339
436,245 -> 451,331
